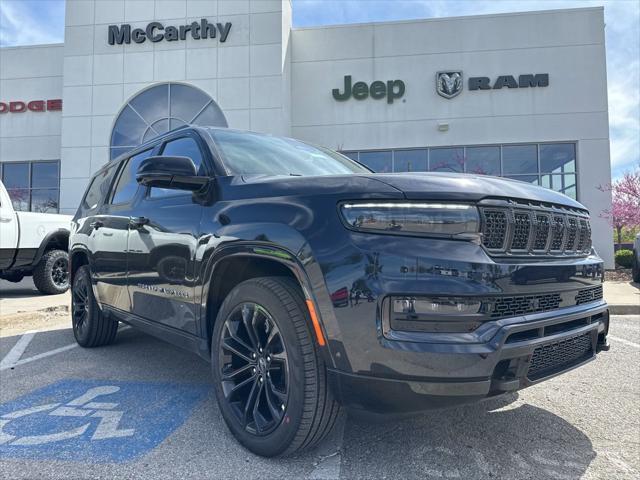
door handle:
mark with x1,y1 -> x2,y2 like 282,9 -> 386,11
130,216 -> 149,228
0,215 -> 13,223
89,220 -> 104,230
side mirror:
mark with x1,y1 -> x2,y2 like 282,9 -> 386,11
135,156 -> 208,191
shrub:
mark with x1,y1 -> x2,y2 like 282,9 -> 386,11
615,249 -> 634,268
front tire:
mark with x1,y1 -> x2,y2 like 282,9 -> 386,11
211,277 -> 340,457
72,266 -> 118,347
33,249 -> 69,294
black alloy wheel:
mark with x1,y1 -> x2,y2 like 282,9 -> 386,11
71,266 -> 118,347
51,256 -> 69,288
219,302 -> 289,436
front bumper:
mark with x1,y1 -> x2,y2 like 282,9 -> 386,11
328,303 -> 609,413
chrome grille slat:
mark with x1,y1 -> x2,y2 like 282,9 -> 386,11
479,201 -> 591,257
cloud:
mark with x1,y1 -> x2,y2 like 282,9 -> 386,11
0,0 -> 65,46
0,0 -> 637,179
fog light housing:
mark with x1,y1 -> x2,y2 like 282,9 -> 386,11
393,297 -> 482,315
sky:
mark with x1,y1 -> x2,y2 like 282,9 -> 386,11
0,0 -> 638,180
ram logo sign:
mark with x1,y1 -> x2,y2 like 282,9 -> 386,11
436,71 -> 463,99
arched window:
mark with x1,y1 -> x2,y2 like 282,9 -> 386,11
110,83 -> 227,160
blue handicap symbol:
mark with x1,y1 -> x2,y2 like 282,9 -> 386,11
0,379 -> 210,462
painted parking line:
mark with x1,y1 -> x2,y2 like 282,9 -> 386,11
608,335 -> 640,349
0,331 -> 36,370
0,379 -> 210,462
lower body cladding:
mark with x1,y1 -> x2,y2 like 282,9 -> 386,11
327,303 -> 609,413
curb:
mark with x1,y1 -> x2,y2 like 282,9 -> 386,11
609,305 -> 640,315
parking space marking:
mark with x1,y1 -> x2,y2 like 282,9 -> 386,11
0,379 -> 210,462
0,342 -> 78,371
608,335 -> 640,349
308,413 -> 346,480
0,331 -> 36,370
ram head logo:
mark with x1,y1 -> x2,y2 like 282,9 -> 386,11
436,71 -> 463,99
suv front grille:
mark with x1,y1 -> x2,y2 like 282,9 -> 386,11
527,332 -> 593,381
489,293 -> 562,318
575,285 -> 603,305
479,201 -> 591,257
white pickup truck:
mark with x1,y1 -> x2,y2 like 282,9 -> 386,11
0,180 -> 72,294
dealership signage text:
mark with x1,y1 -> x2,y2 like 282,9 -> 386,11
332,75 -> 405,104
0,99 -> 62,114
108,19 -> 231,45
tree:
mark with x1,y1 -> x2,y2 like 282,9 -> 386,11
599,166 -> 640,245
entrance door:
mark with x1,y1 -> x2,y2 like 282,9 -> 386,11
126,133 -> 207,335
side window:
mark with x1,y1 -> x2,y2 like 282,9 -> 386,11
149,136 -> 204,198
110,149 -> 153,205
81,165 -> 116,213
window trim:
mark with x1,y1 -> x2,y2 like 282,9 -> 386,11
0,160 -> 61,213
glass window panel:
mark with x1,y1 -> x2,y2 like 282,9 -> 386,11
110,146 -> 133,160
143,119 -> 169,143
394,149 -> 427,172
83,165 -> 117,211
358,151 -> 392,173
502,145 -> 537,175
31,189 -> 59,213
540,143 -> 575,173
129,84 -> 169,124
542,173 -> 577,199
505,174 -> 539,185
169,84 -> 209,123
465,146 -> 500,175
111,149 -> 154,204
2,163 -> 29,189
170,117 -> 187,130
6,188 -> 30,211
429,148 -> 464,172
31,162 -> 59,188
191,102 -> 228,128
341,152 -> 359,162
111,105 -> 148,147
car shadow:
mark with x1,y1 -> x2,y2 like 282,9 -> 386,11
340,397 -> 595,479
1,326 -> 596,479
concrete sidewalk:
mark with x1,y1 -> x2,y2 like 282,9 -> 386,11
604,281 -> 639,315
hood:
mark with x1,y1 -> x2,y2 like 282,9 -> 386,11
360,172 -> 587,210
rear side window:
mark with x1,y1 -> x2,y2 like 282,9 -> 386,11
81,165 -> 116,212
111,149 -> 153,205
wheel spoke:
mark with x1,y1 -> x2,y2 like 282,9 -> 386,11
267,377 -> 287,403
241,304 -> 259,349
229,374 -> 256,398
222,337 -> 253,364
242,378 -> 260,427
264,379 -> 283,420
222,363 -> 253,381
252,381 -> 265,434
226,321 -> 253,353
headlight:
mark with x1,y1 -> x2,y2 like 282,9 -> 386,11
339,202 -> 480,238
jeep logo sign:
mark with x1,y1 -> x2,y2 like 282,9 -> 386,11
332,75 -> 405,104
108,19 -> 231,45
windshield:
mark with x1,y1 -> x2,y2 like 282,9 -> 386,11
207,129 -> 371,176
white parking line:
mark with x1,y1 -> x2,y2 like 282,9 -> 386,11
608,335 -> 640,349
0,331 -> 36,370
2,343 -> 79,371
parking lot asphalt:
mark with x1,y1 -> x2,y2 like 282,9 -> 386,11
0,312 -> 638,480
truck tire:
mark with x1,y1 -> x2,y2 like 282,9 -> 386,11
71,266 -> 118,347
32,249 -> 70,294
211,277 -> 340,457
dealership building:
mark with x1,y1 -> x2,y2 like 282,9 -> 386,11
0,1 -> 614,265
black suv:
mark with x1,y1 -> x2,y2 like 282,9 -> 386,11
70,126 -> 609,457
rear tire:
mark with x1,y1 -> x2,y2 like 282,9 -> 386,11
71,266 -> 118,347
33,249 -> 69,294
211,276 -> 340,457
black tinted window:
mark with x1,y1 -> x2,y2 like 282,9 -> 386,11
160,137 -> 204,173
82,165 -> 116,212
111,149 -> 153,204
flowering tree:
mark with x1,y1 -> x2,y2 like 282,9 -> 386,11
599,166 -> 640,244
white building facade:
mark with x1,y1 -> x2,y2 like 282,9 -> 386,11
0,1 -> 614,266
